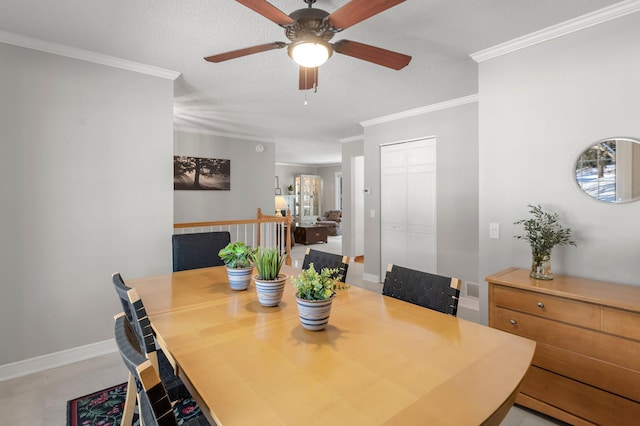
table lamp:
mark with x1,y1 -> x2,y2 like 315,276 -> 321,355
275,195 -> 289,217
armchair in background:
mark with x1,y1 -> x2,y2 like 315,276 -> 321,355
316,210 -> 342,236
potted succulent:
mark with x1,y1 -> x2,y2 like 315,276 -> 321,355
514,204 -> 576,280
287,184 -> 294,194
292,263 -> 348,331
218,242 -> 256,290
253,247 -> 287,306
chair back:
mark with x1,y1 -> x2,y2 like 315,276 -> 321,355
302,248 -> 349,282
112,273 -> 158,357
114,314 -> 179,426
382,264 -> 461,316
172,231 -> 231,272
112,273 -> 192,407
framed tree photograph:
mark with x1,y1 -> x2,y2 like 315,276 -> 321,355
174,156 -> 231,190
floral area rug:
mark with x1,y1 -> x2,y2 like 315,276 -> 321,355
66,382 -> 203,425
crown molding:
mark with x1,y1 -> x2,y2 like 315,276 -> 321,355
339,135 -> 364,143
275,161 -> 341,167
315,163 -> 343,168
471,0 -> 640,62
174,125 -> 275,143
0,30 -> 180,80
360,94 -> 479,128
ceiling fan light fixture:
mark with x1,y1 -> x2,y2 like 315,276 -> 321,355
288,40 -> 332,68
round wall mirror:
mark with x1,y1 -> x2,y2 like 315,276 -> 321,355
575,137 -> 640,203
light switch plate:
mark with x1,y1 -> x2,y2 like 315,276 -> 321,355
489,223 -> 500,239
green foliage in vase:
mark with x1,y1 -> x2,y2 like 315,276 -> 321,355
254,247 -> 284,280
514,204 -> 576,262
293,263 -> 349,301
218,242 -> 256,269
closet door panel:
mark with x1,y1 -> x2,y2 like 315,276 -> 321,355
382,223 -> 408,268
381,169 -> 407,225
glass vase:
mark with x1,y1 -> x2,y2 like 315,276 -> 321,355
530,254 -> 553,280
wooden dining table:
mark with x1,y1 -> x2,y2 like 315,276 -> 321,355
130,265 -> 535,426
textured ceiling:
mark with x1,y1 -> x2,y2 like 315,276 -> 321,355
0,0 -> 621,164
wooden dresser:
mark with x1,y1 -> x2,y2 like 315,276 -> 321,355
487,267 -> 640,425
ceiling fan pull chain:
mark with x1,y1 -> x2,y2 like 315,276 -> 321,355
314,67 -> 318,93
304,67 -> 309,106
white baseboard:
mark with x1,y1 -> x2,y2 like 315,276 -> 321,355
0,339 -> 117,382
362,272 -> 380,283
459,296 -> 480,311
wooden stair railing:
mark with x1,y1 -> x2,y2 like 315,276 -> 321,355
174,209 -> 293,265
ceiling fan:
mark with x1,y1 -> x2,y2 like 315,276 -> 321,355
204,0 -> 412,91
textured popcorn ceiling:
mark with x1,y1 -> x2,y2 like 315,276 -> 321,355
0,0 -> 621,164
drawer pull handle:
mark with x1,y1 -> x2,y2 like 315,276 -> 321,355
537,302 -> 545,308
509,319 -> 517,326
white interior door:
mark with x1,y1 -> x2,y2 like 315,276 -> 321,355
406,141 -> 436,272
381,138 -> 436,278
381,144 -> 408,272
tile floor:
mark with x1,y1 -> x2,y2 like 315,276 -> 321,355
0,236 -> 567,425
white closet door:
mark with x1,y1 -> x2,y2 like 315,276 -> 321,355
381,138 -> 436,278
381,144 -> 408,271
406,140 -> 436,272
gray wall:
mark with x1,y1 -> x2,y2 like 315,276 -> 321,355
362,102 -> 479,287
341,140 -> 364,257
0,43 -> 174,365
174,131 -> 274,222
478,12 -> 640,324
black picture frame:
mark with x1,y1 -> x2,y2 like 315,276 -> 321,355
173,156 -> 231,190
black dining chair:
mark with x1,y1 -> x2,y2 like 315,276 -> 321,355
171,231 -> 231,272
301,248 -> 350,282
382,264 -> 462,316
111,273 -> 191,424
114,314 -> 211,426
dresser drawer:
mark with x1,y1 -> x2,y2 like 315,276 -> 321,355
533,342 -> 640,402
493,307 -> 640,372
493,285 -> 600,329
520,366 -> 640,426
602,306 -> 640,340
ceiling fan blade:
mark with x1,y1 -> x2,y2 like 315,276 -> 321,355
299,66 -> 319,91
204,42 -> 286,63
332,40 -> 411,70
326,0 -> 405,31
235,0 -> 294,26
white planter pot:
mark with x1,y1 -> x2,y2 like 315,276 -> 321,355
253,274 -> 287,306
295,294 -> 335,331
226,266 -> 254,291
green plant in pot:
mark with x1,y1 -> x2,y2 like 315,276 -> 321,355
292,263 -> 349,331
253,247 -> 287,306
287,184 -> 294,194
218,242 -> 256,291
514,204 -> 576,280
